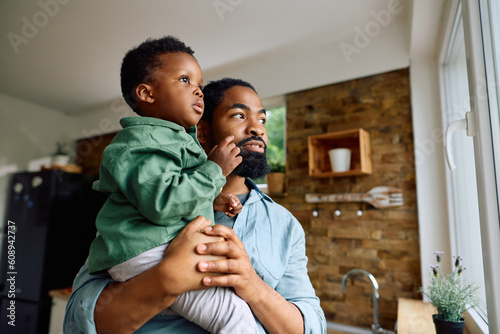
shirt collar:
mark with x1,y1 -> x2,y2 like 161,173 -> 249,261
120,116 -> 196,134
245,178 -> 274,204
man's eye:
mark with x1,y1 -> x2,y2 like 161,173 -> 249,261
232,113 -> 244,119
259,118 -> 266,124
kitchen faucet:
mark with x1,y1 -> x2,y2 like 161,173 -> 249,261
341,269 -> 395,334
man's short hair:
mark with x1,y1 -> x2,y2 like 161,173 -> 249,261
202,78 -> 257,122
120,35 -> 195,114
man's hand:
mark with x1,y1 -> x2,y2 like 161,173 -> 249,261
160,216 -> 226,294
213,192 -> 243,217
207,135 -> 242,177
94,216 -> 227,334
194,224 -> 267,304
194,224 -> 306,334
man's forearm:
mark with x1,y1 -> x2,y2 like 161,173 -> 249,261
247,281 -> 304,334
198,224 -> 306,333
94,216 -> 218,333
94,265 -> 177,334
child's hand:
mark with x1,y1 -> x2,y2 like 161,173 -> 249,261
207,135 -> 242,177
214,192 -> 242,217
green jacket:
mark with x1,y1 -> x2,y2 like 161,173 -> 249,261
88,117 -> 226,274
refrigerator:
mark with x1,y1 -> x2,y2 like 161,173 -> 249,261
0,170 -> 106,333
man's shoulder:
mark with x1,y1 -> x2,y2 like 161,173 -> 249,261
247,187 -> 301,229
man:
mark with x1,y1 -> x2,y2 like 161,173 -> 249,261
64,78 -> 326,334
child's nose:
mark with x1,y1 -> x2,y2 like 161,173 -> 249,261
195,87 -> 203,98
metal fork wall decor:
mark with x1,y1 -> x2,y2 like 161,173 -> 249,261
305,186 -> 404,210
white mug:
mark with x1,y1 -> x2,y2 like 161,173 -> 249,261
328,148 -> 351,172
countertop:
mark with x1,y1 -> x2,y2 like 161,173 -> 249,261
397,298 -> 436,334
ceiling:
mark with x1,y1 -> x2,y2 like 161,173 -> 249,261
0,0 -> 439,115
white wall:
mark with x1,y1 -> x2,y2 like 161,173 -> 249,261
69,98 -> 136,142
204,13 -> 410,100
0,93 -> 75,244
409,59 -> 451,294
70,13 -> 411,138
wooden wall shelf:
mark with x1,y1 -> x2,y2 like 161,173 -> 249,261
308,128 -> 372,177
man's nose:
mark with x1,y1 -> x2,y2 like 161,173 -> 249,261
248,122 -> 265,137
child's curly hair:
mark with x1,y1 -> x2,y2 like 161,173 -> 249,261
120,35 -> 195,114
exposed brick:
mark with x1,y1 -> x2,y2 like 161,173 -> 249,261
277,68 -> 420,329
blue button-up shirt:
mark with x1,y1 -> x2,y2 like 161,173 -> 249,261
64,180 -> 326,333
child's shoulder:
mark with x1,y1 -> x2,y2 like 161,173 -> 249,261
102,120 -> 199,161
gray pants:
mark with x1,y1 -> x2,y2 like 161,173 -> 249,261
109,244 -> 258,334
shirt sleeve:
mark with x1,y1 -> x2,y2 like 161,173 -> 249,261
63,258 -> 256,334
103,144 -> 226,224
63,259 -> 111,334
274,217 -> 327,334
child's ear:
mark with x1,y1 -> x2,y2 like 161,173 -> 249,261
197,120 -> 209,144
135,84 -> 155,104
197,120 -> 211,152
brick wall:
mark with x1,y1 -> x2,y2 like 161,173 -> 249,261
277,68 -> 420,329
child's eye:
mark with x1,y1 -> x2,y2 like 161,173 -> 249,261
180,77 -> 189,84
259,118 -> 266,124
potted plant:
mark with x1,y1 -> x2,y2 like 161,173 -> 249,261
419,251 -> 480,334
266,161 -> 286,194
51,141 -> 70,166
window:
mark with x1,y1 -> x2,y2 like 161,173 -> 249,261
265,105 -> 286,172
440,3 -> 487,320
253,97 -> 286,186
440,0 -> 500,331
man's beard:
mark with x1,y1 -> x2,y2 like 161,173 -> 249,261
231,136 -> 271,179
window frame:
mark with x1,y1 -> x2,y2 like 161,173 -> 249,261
438,0 -> 500,332
462,0 -> 500,331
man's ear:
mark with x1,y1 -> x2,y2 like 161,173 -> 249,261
135,84 -> 155,104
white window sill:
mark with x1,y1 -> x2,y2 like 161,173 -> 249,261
466,309 -> 489,334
